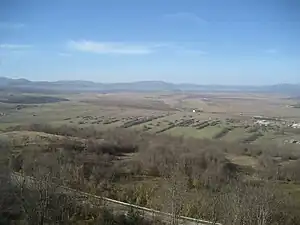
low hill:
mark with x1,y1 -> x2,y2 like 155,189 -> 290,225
1,77 -> 300,95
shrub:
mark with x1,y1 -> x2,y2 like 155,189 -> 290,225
212,127 -> 231,139
241,132 -> 263,143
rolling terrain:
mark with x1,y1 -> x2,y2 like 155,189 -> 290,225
1,77 -> 300,95
1,88 -> 300,224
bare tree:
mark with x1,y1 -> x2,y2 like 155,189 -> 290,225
0,142 -> 22,225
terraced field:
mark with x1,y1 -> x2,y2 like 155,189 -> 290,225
2,91 -> 300,147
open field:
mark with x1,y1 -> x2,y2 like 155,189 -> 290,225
1,91 -> 300,224
2,91 -> 300,177
2,91 -> 300,142
165,126 -> 223,139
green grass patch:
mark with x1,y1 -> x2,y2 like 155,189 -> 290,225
241,132 -> 264,143
166,126 -> 222,139
221,127 -> 248,142
212,127 -> 232,139
280,183 -> 300,206
254,131 -> 286,145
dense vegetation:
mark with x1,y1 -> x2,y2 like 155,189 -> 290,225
2,123 -> 300,225
0,142 -> 164,225
291,103 -> 300,108
212,127 -> 232,139
121,115 -> 165,128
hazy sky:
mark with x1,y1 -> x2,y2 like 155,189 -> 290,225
0,0 -> 299,85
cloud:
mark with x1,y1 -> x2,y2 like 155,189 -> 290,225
0,44 -> 32,49
265,49 -> 278,54
164,12 -> 207,24
68,40 -> 156,55
0,22 -> 25,29
67,40 -> 207,56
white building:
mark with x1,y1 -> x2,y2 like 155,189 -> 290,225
255,120 -> 270,126
292,123 -> 300,129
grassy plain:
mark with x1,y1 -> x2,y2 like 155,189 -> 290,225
1,91 -> 300,176
2,91 -> 300,140
1,91 -> 300,216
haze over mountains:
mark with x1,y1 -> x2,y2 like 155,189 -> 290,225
0,77 -> 299,95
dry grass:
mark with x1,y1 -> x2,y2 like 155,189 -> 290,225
2,91 -> 300,225
2,91 -> 300,145
220,128 -> 248,142
226,154 -> 259,168
0,130 -> 87,151
165,126 -> 223,139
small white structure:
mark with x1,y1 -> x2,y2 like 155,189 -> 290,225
255,120 -> 270,126
292,123 -> 300,129
192,109 -> 196,113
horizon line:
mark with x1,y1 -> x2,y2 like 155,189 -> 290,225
0,76 -> 298,87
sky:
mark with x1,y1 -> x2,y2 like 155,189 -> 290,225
0,0 -> 300,85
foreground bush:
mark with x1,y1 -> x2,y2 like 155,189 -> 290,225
4,124 -> 300,225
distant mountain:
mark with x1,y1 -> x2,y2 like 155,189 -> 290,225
0,77 -> 299,95
0,77 -> 31,86
263,83 -> 300,95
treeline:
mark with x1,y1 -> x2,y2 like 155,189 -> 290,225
176,118 -> 195,127
121,115 -> 165,128
212,127 -> 233,139
0,94 -> 68,104
192,121 -> 210,129
241,132 -> 264,143
155,119 -> 211,134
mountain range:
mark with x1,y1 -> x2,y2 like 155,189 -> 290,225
0,77 -> 299,95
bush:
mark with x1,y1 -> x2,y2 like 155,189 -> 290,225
247,126 -> 259,133
5,123 -> 300,225
241,132 -> 263,143
212,127 -> 231,139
